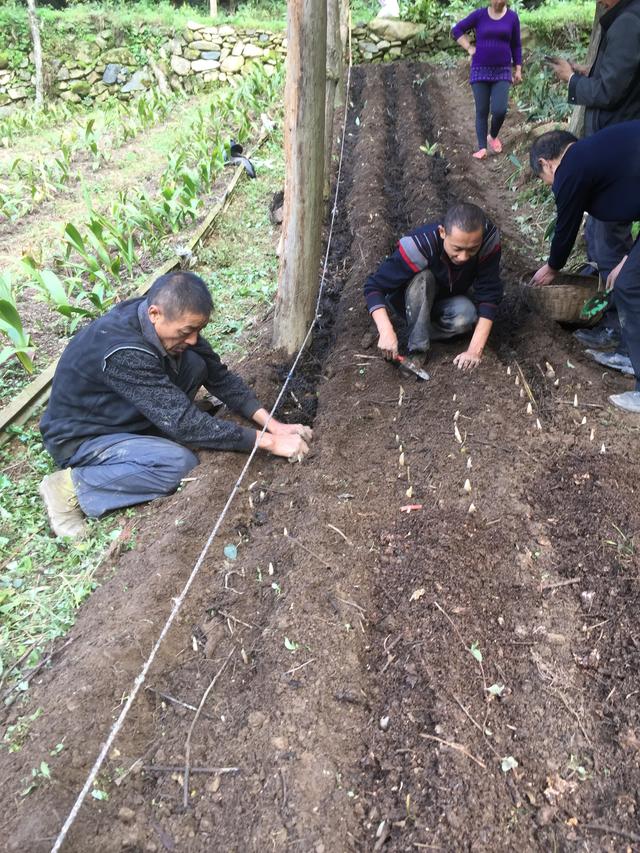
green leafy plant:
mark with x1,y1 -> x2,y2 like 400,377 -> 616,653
0,272 -> 34,373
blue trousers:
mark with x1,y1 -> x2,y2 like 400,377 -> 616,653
68,348 -> 206,518
612,236 -> 640,389
585,216 -> 634,280
471,80 -> 511,150
69,434 -> 198,518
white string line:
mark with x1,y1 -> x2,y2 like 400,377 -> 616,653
51,59 -> 354,853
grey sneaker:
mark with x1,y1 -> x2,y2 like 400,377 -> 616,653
609,391 -> 640,413
39,469 -> 87,539
584,349 -> 634,375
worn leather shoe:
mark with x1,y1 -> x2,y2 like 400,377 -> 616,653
609,391 -> 640,413
584,349 -> 634,375
39,468 -> 87,539
574,326 -> 621,350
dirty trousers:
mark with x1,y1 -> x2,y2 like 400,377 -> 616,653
401,270 -> 478,353
68,352 -> 205,518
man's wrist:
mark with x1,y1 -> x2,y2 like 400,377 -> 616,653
256,431 -> 274,451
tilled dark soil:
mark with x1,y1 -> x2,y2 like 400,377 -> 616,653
1,62 -> 639,853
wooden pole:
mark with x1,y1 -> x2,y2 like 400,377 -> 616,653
273,0 -> 327,354
25,0 -> 44,109
210,0 -> 218,17
336,0 -> 350,108
568,3 -> 603,138
324,0 -> 341,201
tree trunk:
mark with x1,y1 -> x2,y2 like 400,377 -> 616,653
210,0 -> 218,17
272,0 -> 327,354
26,0 -> 44,109
323,0 -> 341,201
568,4 -> 604,137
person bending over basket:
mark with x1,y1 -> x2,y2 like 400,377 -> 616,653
38,271 -> 312,539
452,0 -> 522,160
528,121 -> 640,413
364,202 -> 503,370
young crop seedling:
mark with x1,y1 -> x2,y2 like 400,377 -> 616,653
0,272 -> 34,373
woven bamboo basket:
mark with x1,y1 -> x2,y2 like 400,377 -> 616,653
521,273 -> 604,325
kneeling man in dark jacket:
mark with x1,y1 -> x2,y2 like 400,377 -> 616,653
39,271 -> 312,539
364,202 -> 503,370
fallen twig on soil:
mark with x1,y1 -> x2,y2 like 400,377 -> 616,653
183,648 -> 235,809
285,530 -> 332,569
583,824 -> 640,844
215,609 -> 258,630
515,361 -> 536,406
540,577 -> 580,592
419,733 -> 486,768
542,686 -> 592,745
557,400 -> 605,409
114,739 -> 160,786
146,687 -> 197,713
146,764 -> 239,776
451,693 -> 500,760
327,523 -> 353,545
335,595 -> 366,614
283,657 -> 315,677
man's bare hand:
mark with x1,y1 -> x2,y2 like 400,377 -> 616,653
549,57 -> 573,82
378,328 -> 399,360
453,349 -> 482,371
529,263 -> 557,288
606,255 -> 628,291
268,419 -> 313,443
268,433 -> 310,462
570,62 -> 589,75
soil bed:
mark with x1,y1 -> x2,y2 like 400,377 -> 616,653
1,61 -> 639,852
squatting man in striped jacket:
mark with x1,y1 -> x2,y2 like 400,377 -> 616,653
364,202 -> 503,370
38,271 -> 312,540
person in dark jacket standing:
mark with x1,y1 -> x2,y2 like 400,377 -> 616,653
528,122 -> 640,413
39,271 -> 312,538
549,0 -> 640,288
452,0 -> 522,159
364,202 -> 503,370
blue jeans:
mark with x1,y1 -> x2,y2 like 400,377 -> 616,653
584,216 -> 634,280
400,270 -> 478,353
612,236 -> 640,388
471,80 -> 511,150
69,434 -> 198,518
67,348 -> 206,517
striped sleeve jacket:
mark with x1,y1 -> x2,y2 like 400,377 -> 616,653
363,219 -> 503,321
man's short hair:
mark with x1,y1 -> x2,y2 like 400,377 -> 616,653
443,202 -> 486,235
529,130 -> 577,175
146,271 -> 213,320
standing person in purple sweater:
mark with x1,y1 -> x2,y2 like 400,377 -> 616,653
452,0 -> 522,159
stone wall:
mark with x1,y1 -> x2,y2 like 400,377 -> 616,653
0,22 -> 286,109
351,17 -> 445,65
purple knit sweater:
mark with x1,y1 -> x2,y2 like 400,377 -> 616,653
451,7 -> 522,83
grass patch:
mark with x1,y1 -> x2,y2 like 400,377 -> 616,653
0,425 -> 128,709
198,132 -> 284,354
